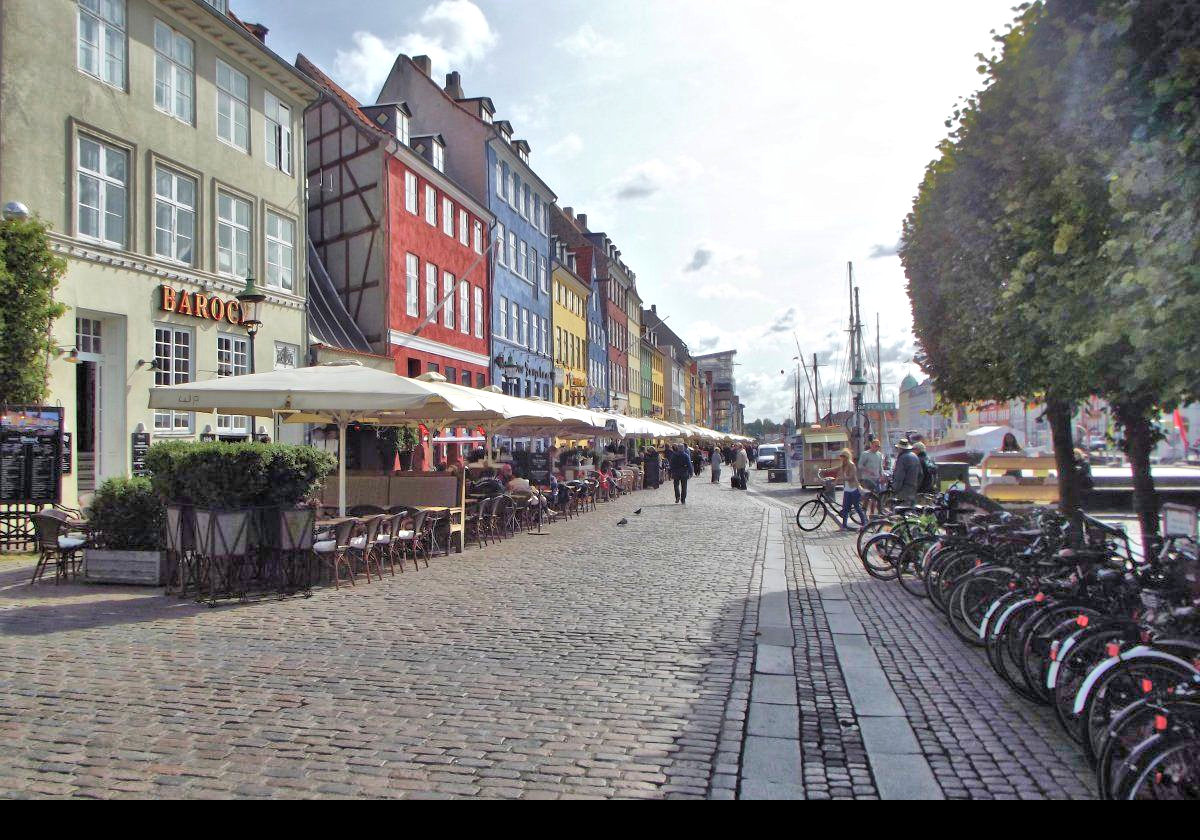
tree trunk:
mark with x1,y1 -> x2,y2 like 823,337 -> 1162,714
1114,400 -> 1160,557
1046,398 -> 1080,535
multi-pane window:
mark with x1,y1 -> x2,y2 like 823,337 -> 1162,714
521,309 -> 529,347
78,0 -> 126,89
542,321 -> 548,358
473,221 -> 483,254
473,287 -> 483,338
76,136 -> 127,247
76,318 -> 102,354
513,175 -> 522,211
264,91 -> 292,174
216,334 -> 250,434
425,263 -> 437,317
495,223 -> 506,266
432,142 -> 445,172
396,112 -> 409,145
442,272 -> 455,328
523,184 -> 531,219
265,210 -> 295,291
458,282 -> 469,333
518,240 -> 527,278
153,20 -> 193,123
530,314 -> 538,352
153,166 -> 195,265
508,232 -> 517,273
442,198 -> 453,236
494,162 -> 503,197
216,59 -> 249,151
424,185 -> 436,226
499,296 -> 508,338
458,209 -> 469,246
405,253 -> 419,316
216,191 -> 251,278
539,255 -> 549,293
153,326 -> 192,432
405,172 -> 418,214
510,301 -> 519,342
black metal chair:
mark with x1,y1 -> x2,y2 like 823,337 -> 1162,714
313,518 -> 360,589
346,514 -> 386,583
29,512 -> 84,585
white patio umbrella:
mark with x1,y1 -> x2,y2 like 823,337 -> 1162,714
148,360 -> 504,515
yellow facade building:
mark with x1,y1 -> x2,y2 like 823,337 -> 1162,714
551,246 -> 589,407
650,344 -> 665,419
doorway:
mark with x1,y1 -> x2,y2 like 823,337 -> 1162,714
74,317 -> 104,494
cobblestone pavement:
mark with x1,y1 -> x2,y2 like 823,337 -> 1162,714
0,476 -> 1097,798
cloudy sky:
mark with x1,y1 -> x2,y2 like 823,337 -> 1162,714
234,0 -> 1019,421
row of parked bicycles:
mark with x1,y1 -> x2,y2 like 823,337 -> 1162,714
826,485 -> 1200,799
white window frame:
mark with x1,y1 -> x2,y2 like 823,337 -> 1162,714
216,332 -> 250,435
425,262 -> 437,318
397,112 -> 409,145
153,165 -> 196,265
473,286 -> 483,338
508,232 -> 518,274
153,324 -> 193,434
473,220 -> 483,254
494,162 -> 503,197
216,59 -> 249,152
264,209 -> 295,292
459,282 -> 469,333
539,254 -> 549,294
77,0 -> 126,90
404,171 -> 418,214
405,253 -> 419,317
458,209 -> 469,246
496,223 -> 506,266
216,190 -> 252,279
424,185 -> 437,226
442,197 -> 454,236
443,271 -> 455,328
510,301 -> 519,342
76,135 -> 128,248
521,308 -> 529,347
499,296 -> 508,339
432,141 -> 445,172
153,19 -> 193,124
518,240 -> 527,279
264,90 -> 293,174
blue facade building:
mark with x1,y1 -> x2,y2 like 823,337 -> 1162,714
487,129 -> 555,400
585,260 -> 609,411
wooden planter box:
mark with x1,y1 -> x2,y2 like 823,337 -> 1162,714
84,549 -> 169,586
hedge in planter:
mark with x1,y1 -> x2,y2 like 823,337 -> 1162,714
144,441 -> 336,508
88,477 -> 166,550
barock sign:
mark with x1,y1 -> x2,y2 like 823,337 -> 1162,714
159,285 -> 244,325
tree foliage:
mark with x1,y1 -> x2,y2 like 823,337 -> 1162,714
901,0 -> 1200,544
0,216 -> 67,404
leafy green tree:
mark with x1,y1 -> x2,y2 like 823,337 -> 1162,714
0,215 -> 67,404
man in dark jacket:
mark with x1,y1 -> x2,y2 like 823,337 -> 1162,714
913,441 -> 938,494
891,439 -> 921,504
668,444 -> 693,505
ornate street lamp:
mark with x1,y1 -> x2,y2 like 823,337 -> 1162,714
849,367 -> 867,456
236,275 -> 266,374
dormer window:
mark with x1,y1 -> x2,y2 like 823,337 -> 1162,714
500,127 -> 512,144
482,108 -> 493,124
397,111 -> 409,145
519,147 -> 529,164
201,0 -> 228,12
432,139 -> 445,172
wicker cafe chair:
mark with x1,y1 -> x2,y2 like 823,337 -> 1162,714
313,518 -> 360,589
29,512 -> 85,585
193,509 -> 253,604
465,497 -> 488,549
373,511 -> 406,576
346,514 -> 386,583
391,509 -> 428,570
278,507 -> 317,594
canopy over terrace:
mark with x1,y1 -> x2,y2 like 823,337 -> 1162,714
149,360 -> 506,514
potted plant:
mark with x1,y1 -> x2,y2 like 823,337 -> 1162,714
84,477 -> 168,585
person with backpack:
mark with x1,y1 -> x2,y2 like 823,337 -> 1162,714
733,445 -> 750,490
891,439 -> 921,504
668,444 -> 693,504
913,441 -> 939,495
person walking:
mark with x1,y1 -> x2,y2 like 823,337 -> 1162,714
891,438 -> 920,505
825,448 -> 864,531
691,446 -> 703,477
710,446 -> 722,483
668,443 -> 693,505
913,441 -> 939,495
858,437 -> 884,493
733,445 -> 750,490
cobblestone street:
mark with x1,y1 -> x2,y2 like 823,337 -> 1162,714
0,477 -> 1095,799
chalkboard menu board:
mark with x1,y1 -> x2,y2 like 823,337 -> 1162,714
528,452 -> 551,485
131,431 -> 151,477
0,406 -> 63,504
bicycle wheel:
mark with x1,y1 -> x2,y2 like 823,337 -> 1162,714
1051,624 -> 1132,740
1020,604 -> 1104,703
1081,658 -> 1200,764
1121,736 -> 1200,800
948,567 -> 1010,647
930,548 -> 990,617
795,499 -> 827,532
896,535 -> 936,598
857,517 -> 891,560
860,532 -> 903,581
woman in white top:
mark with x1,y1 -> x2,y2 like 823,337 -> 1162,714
822,448 -> 863,531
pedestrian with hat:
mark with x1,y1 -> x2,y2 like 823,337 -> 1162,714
891,438 -> 920,505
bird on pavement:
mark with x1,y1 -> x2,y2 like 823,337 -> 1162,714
634,508 -> 642,515
616,518 -> 628,526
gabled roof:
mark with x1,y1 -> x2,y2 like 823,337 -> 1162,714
306,239 -> 374,355
295,53 -> 390,141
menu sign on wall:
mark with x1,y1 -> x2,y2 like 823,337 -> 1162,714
131,431 -> 151,478
528,451 -> 552,485
0,406 -> 63,504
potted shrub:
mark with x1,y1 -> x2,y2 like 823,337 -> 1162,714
84,477 -> 168,585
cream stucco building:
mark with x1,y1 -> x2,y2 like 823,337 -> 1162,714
0,0 -> 317,507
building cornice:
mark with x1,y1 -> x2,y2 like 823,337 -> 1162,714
388,330 -> 490,367
50,233 -> 306,312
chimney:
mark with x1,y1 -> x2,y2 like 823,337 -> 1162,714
243,21 -> 268,42
651,304 -> 657,315
445,71 -> 464,99
563,206 -> 573,218
577,213 -> 588,229
413,55 -> 432,77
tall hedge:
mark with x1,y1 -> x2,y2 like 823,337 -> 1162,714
0,215 -> 67,404
88,477 -> 165,551
144,441 -> 336,508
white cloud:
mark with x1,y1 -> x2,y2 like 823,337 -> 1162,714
333,1 -> 497,101
556,24 -> 623,58
609,156 -> 702,201
546,132 -> 584,159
